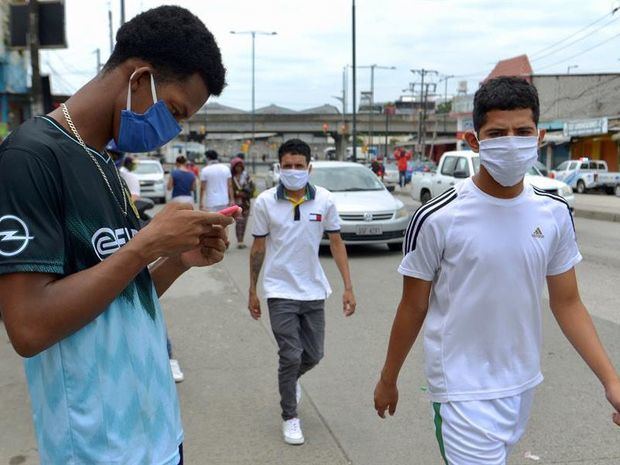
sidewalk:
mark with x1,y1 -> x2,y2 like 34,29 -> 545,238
393,186 -> 620,223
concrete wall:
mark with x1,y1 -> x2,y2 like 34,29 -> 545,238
533,74 -> 620,122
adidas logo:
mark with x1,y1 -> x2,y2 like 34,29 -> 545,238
532,227 -> 544,239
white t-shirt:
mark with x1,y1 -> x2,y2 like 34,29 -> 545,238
399,178 -> 581,403
252,184 -> 341,301
200,163 -> 231,207
120,167 -> 140,197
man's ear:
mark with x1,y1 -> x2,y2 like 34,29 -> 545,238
537,129 -> 546,147
464,132 -> 480,153
129,66 -> 153,94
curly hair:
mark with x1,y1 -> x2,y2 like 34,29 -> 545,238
104,5 -> 226,96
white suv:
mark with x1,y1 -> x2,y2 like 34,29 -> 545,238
134,159 -> 166,204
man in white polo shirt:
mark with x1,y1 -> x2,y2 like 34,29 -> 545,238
248,138 -> 356,445
374,77 -> 619,464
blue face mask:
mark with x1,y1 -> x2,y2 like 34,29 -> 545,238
116,71 -> 181,153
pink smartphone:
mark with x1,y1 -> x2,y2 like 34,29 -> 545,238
217,205 -> 242,217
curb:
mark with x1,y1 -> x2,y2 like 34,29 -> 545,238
573,209 -> 620,223
393,190 -> 620,224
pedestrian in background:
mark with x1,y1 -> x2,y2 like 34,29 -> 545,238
248,139 -> 356,446
199,150 -> 233,212
230,157 -> 255,249
393,147 -> 411,188
168,155 -> 196,205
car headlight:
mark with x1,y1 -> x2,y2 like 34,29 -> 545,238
559,185 -> 573,197
395,206 -> 410,219
154,179 -> 165,185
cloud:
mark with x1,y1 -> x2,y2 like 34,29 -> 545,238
42,0 -> 620,110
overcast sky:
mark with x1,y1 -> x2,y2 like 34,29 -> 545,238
40,0 -> 620,111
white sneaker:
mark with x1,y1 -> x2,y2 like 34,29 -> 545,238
170,359 -> 184,383
296,380 -> 302,405
282,418 -> 304,445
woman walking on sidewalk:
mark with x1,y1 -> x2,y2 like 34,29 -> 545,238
168,155 -> 196,205
231,157 -> 255,249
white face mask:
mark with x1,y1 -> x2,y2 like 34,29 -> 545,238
280,169 -> 309,190
478,135 -> 539,187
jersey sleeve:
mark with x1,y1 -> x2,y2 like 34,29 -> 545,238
251,195 -> 270,237
323,193 -> 341,233
547,208 -> 582,276
398,214 -> 443,282
0,148 -> 66,275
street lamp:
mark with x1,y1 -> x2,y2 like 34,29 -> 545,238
567,65 -> 579,74
230,30 -> 278,159
358,64 -> 397,153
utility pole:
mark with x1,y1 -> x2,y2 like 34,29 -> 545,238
230,30 -> 277,161
411,69 -> 438,158
438,74 -> 454,131
352,0 -> 357,162
28,0 -> 43,116
95,49 -> 102,74
108,7 -> 114,54
402,82 -> 417,142
358,64 -> 396,155
120,0 -> 126,25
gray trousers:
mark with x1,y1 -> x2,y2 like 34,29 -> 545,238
268,298 -> 325,420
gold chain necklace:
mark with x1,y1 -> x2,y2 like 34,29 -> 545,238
60,103 -> 130,217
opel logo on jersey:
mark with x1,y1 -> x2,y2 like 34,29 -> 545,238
364,212 -> 373,222
0,215 -> 35,257
91,227 -> 138,261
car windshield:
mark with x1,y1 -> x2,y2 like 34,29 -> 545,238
311,165 -> 385,192
134,163 -> 162,175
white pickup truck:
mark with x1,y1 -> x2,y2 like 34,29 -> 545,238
551,158 -> 620,195
411,150 -> 575,208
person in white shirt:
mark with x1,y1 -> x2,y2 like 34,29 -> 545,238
374,76 -> 620,465
248,139 -> 356,446
199,149 -> 232,212
119,156 -> 140,202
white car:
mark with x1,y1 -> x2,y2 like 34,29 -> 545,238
411,150 -> 575,210
134,159 -> 166,204
310,161 -> 411,250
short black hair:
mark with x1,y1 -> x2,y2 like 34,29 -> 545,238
205,150 -> 219,161
473,77 -> 539,132
278,139 -> 311,163
176,155 -> 187,165
104,5 -> 226,96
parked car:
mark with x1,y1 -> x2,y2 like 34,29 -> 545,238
411,150 -> 575,209
309,161 -> 411,250
133,159 -> 166,204
552,158 -> 620,194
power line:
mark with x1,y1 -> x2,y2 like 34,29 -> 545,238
531,15 -> 619,63
530,7 -> 619,58
536,30 -> 620,71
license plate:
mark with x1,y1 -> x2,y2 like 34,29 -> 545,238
356,225 -> 383,236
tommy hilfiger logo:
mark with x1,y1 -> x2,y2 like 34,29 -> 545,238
309,213 -> 323,222
532,227 -> 545,239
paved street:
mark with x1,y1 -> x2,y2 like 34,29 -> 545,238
1,201 -> 619,464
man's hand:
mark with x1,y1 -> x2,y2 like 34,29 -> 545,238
374,376 -> 398,419
605,378 -> 620,426
343,289 -> 356,317
248,291 -> 261,320
179,225 -> 229,268
129,203 -> 233,263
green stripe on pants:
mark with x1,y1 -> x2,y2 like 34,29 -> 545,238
433,402 -> 449,465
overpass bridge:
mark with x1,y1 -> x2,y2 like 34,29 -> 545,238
181,103 -> 458,159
